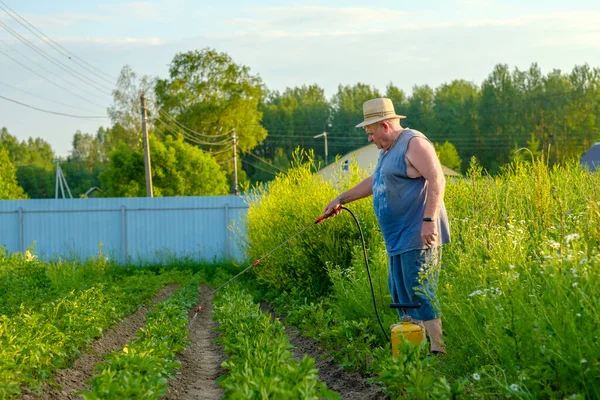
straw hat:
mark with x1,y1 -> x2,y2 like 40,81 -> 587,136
355,98 -> 406,128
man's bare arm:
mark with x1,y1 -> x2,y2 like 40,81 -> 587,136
323,175 -> 373,216
406,138 -> 445,219
406,138 -> 445,246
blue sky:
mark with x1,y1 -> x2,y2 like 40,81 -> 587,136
1,0 -> 600,156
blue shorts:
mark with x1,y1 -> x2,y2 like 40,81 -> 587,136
388,247 -> 442,321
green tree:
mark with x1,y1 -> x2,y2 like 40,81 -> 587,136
431,80 -> 480,164
100,135 -> 228,197
478,64 -> 525,172
405,85 -> 435,134
155,49 -> 266,153
1,127 -> 55,198
155,48 -> 266,190
434,141 -> 462,172
108,65 -> 155,148
15,165 -> 54,198
385,83 -> 409,117
329,83 -> 381,156
71,130 -> 107,169
0,145 -> 26,199
255,84 -> 331,180
0,127 -> 54,168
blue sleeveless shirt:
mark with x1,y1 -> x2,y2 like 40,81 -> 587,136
372,129 -> 451,255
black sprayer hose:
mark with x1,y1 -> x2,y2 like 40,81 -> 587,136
341,206 -> 389,342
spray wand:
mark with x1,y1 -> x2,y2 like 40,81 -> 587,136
189,214 -> 329,328
191,206 -> 389,343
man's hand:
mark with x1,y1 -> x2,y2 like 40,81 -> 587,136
421,222 -> 438,247
323,196 -> 343,219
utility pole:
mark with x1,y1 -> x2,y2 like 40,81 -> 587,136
232,129 -> 239,196
140,94 -> 153,197
54,159 -> 73,199
314,131 -> 328,166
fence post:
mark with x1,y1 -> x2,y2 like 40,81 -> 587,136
18,207 -> 24,253
121,206 -> 128,264
224,203 -> 230,260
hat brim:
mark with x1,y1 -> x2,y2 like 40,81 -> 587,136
355,115 -> 406,128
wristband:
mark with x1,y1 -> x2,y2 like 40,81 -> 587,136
337,194 -> 346,205
423,217 -> 435,222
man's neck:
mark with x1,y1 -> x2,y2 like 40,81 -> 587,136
383,128 -> 405,151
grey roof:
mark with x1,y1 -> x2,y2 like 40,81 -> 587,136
580,142 -> 600,172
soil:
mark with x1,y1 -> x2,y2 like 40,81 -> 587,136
260,303 -> 387,400
21,284 -> 179,400
21,284 -> 383,400
164,284 -> 225,400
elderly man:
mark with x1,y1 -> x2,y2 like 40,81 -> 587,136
323,98 -> 450,354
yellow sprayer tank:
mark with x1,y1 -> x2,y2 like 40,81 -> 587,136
390,303 -> 427,357
391,320 -> 426,356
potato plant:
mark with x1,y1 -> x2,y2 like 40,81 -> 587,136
213,284 -> 339,399
82,279 -> 199,399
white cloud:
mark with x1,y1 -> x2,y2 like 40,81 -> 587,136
541,33 -> 600,48
97,1 -> 182,21
3,13 -> 112,29
221,7 -> 600,39
112,2 -> 161,20
227,6 -> 408,34
54,36 -> 166,46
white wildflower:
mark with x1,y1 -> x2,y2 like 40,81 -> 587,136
469,290 -> 483,297
510,384 -> 519,391
548,240 -> 560,250
580,257 -> 588,265
572,282 -> 579,287
509,265 -> 515,269
472,373 -> 480,381
576,313 -> 581,317
565,233 -> 580,243
570,268 -> 578,277
581,359 -> 587,363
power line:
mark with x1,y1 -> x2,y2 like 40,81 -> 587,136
0,94 -> 109,119
0,40 -> 108,109
0,79 -> 103,114
245,151 -> 285,172
154,118 -> 234,155
155,117 -> 233,145
157,109 -> 232,139
0,0 -> 116,85
241,158 -> 277,176
0,19 -> 113,95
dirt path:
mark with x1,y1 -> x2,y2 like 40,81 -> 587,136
261,303 -> 386,400
22,284 -> 179,400
164,284 -> 225,400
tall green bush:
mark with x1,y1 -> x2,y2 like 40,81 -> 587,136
245,150 -> 378,295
